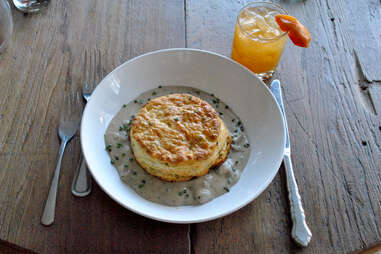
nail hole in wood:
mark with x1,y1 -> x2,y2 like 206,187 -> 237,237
362,141 -> 367,146
330,17 -> 335,22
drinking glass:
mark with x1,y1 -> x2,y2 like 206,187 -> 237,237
231,2 -> 288,81
0,0 -> 13,53
12,0 -> 49,13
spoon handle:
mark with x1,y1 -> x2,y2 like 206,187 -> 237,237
71,154 -> 92,197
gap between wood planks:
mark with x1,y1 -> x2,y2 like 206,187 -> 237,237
0,239 -> 37,254
353,51 -> 381,116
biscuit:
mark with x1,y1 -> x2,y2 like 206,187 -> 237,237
130,93 -> 231,182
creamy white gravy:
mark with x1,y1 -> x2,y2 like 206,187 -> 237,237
104,86 -> 250,206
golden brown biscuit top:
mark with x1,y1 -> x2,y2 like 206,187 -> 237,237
130,93 -> 221,164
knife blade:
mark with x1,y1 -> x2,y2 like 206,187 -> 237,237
270,79 -> 312,247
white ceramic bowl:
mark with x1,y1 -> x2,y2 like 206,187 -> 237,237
81,48 -> 285,223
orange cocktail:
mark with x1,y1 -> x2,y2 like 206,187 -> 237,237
231,2 -> 288,80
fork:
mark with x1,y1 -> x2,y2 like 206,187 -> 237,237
41,92 -> 81,226
71,49 -> 103,197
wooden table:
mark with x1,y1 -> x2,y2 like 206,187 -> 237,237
1,0 -> 380,253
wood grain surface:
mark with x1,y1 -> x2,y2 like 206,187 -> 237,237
1,0 -> 380,253
186,0 -> 381,254
0,0 -> 188,253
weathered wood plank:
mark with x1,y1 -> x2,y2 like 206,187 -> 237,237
186,0 -> 381,253
0,0 -> 188,253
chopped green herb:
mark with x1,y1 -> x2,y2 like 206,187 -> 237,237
134,100 -> 138,103
225,105 -> 229,109
178,192 -> 183,196
110,160 -> 115,165
224,187 -> 230,192
197,196 -> 201,199
115,156 -> 119,161
235,161 -> 239,165
119,126 -> 123,131
129,158 -> 134,162
244,143 -> 250,148
133,171 -> 137,175
185,194 -> 189,198
142,179 -> 146,184
232,166 -> 237,172
195,91 -> 200,95
138,184 -> 144,188
124,164 -> 128,168
117,143 -> 123,148
131,115 -> 135,119
234,129 -> 238,133
210,93 -> 214,97
237,121 -> 242,126
121,153 -> 126,157
216,98 -> 220,103
123,104 -> 127,108
183,189 -> 187,193
152,91 -> 157,95
147,98 -> 151,101
212,99 -> 217,104
232,119 -> 235,122
158,85 -> 162,88
240,126 -> 245,131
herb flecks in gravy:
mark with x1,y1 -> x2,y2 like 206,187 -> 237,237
105,86 -> 250,206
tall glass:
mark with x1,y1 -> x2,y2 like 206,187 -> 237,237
231,2 -> 288,81
0,0 -> 13,53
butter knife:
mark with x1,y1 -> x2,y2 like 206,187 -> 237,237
270,79 -> 312,247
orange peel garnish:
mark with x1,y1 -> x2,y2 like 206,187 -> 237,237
275,14 -> 311,48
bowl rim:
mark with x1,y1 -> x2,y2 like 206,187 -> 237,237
80,48 -> 286,223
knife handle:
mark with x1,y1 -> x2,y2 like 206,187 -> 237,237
284,154 -> 312,247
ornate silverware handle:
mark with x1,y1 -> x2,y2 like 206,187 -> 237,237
270,79 -> 312,247
284,154 -> 312,247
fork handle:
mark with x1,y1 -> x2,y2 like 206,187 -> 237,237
71,154 -> 92,197
41,139 -> 68,226
284,154 -> 312,246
